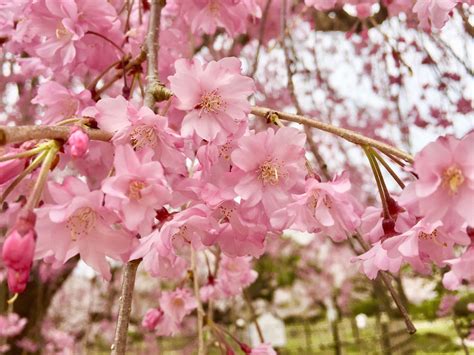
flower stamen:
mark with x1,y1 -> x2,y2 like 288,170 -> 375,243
65,207 -> 96,241
443,166 -> 464,194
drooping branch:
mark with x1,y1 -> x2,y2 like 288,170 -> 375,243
251,106 -> 414,163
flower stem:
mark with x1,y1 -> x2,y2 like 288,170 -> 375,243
24,141 -> 60,210
0,145 -> 47,163
370,147 -> 406,189
364,146 -> 390,219
0,150 -> 48,204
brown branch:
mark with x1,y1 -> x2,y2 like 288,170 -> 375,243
110,259 -> 141,355
251,106 -> 414,163
0,125 -> 112,146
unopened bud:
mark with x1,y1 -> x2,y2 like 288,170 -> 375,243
68,127 -> 89,158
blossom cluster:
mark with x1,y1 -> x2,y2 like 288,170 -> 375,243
0,0 -> 472,351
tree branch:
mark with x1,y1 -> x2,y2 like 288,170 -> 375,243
0,126 -> 112,146
251,106 -> 414,163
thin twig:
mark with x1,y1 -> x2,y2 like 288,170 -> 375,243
243,290 -> 265,343
250,106 -> 414,163
370,147 -> 406,189
250,0 -> 272,77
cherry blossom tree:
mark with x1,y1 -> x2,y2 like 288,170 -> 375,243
0,0 -> 473,354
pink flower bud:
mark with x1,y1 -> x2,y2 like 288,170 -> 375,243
2,229 -> 35,271
67,127 -> 89,158
141,308 -> 164,331
7,268 -> 29,294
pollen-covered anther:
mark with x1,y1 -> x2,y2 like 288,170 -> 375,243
128,180 -> 146,200
198,89 -> 225,114
65,207 -> 96,241
130,125 -> 159,150
258,159 -> 286,185
418,229 -> 447,247
443,166 -> 464,194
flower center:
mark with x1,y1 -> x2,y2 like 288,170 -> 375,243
55,24 -> 71,40
65,207 -> 96,241
258,159 -> 286,185
218,205 -> 233,223
172,297 -> 185,309
172,225 -> 190,244
198,90 -> 225,114
208,0 -> 220,15
443,166 -> 464,194
218,142 -> 232,161
128,180 -> 146,201
130,125 -> 158,150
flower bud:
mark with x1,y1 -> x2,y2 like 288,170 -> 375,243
7,268 -> 29,294
142,308 -> 164,331
68,127 -> 89,158
2,229 -> 35,271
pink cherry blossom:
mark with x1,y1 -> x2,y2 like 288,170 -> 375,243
231,127 -> 306,215
169,57 -> 255,143
0,313 -> 27,338
399,132 -> 474,226
201,255 -> 257,301
413,0 -> 459,30
272,173 -> 362,241
181,0 -> 252,36
35,176 -> 136,280
382,218 -> 470,272
86,95 -> 186,176
355,241 -> 403,279
102,144 -> 171,235
160,288 -> 197,325
31,81 -> 92,124
23,0 -> 122,68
